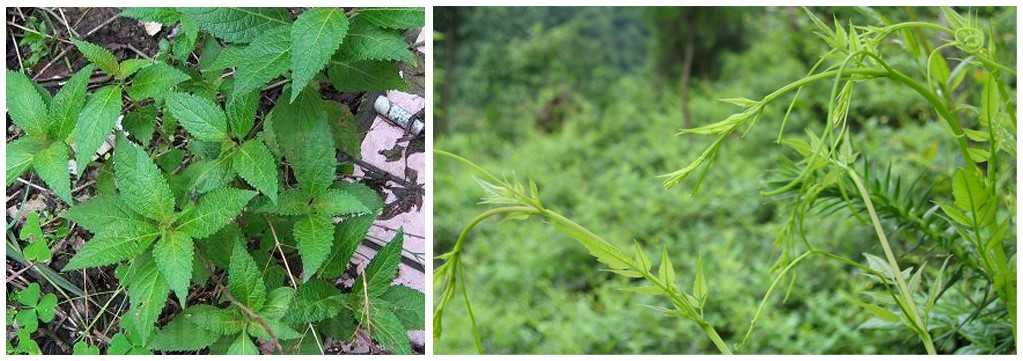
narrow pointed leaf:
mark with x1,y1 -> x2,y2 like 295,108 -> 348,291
32,143 -> 73,204
63,220 -> 160,270
290,8 -> 349,102
231,140 -> 279,204
114,135 -> 175,222
74,86 -> 122,170
175,187 -> 256,239
153,231 -> 194,304
7,70 -> 50,137
165,92 -> 228,142
295,214 -> 335,281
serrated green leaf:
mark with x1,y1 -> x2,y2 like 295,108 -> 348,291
336,182 -> 384,213
291,8 -> 349,102
50,65 -> 94,141
327,60 -> 409,92
72,40 -> 119,76
232,140 -> 279,204
358,229 -> 403,298
123,253 -> 170,328
63,195 -> 142,233
128,63 -> 191,100
249,319 -> 302,341
153,231 -> 194,304
229,240 -> 266,310
357,7 -> 424,29
259,287 -> 295,321
226,91 -> 259,137
549,221 -> 633,270
951,168 -> 995,227
318,310 -> 356,341
173,18 -> 200,58
176,187 -> 256,239
7,137 -> 42,186
380,285 -> 424,330
226,332 -> 259,355
658,247 -> 675,285
33,143 -> 73,204
295,214 -> 335,281
151,313 -> 219,351
179,8 -> 289,43
369,307 -> 411,355
232,25 -> 292,97
337,18 -> 415,64
319,213 -> 373,279
74,85 -> 122,170
120,7 -> 181,25
184,157 -> 236,195
114,135 -> 175,222
6,70 -> 49,138
272,91 -> 336,193
63,220 -> 160,270
185,305 -> 246,335
122,105 -> 157,146
313,188 -> 368,215
165,92 -> 228,142
117,59 -> 152,80
285,279 -> 343,324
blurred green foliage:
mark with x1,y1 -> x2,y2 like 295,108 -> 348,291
434,6 -> 1016,354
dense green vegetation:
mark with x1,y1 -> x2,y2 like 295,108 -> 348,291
433,6 -> 1017,354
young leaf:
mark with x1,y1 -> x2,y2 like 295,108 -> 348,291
114,135 -> 175,222
295,214 -> 335,281
549,221 -> 633,270
633,241 -> 651,273
153,231 -> 194,304
620,285 -> 665,295
231,25 -> 292,97
6,70 -> 49,137
63,220 -> 160,270
337,18 -> 415,64
357,7 -> 425,29
658,247 -> 676,285
74,85 -> 122,170
49,65 -> 95,141
165,92 -> 229,142
175,187 -> 256,239
951,168 -> 995,227
327,60 -> 410,92
7,138 -> 42,185
229,240 -> 267,310
849,298 -> 902,324
694,254 -> 708,302
290,8 -> 349,102
72,40 -> 119,76
128,63 -> 191,100
231,140 -> 279,204
33,143 -> 73,204
179,7 -> 289,43
358,229 -> 403,298
151,314 -> 219,351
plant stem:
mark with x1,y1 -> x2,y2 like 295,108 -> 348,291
846,167 -> 936,355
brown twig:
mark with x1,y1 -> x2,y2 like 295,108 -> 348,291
263,215 -> 297,289
223,290 -> 285,354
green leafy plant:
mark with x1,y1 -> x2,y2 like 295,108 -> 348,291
434,7 -> 1014,355
6,6 -> 424,355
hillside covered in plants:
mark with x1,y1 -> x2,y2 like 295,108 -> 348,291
6,7 -> 425,355
433,6 -> 1016,354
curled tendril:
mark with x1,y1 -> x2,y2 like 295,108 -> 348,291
954,27 -> 985,53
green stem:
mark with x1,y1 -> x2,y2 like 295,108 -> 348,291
846,167 -> 936,355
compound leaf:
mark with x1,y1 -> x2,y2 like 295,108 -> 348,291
290,8 -> 349,102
